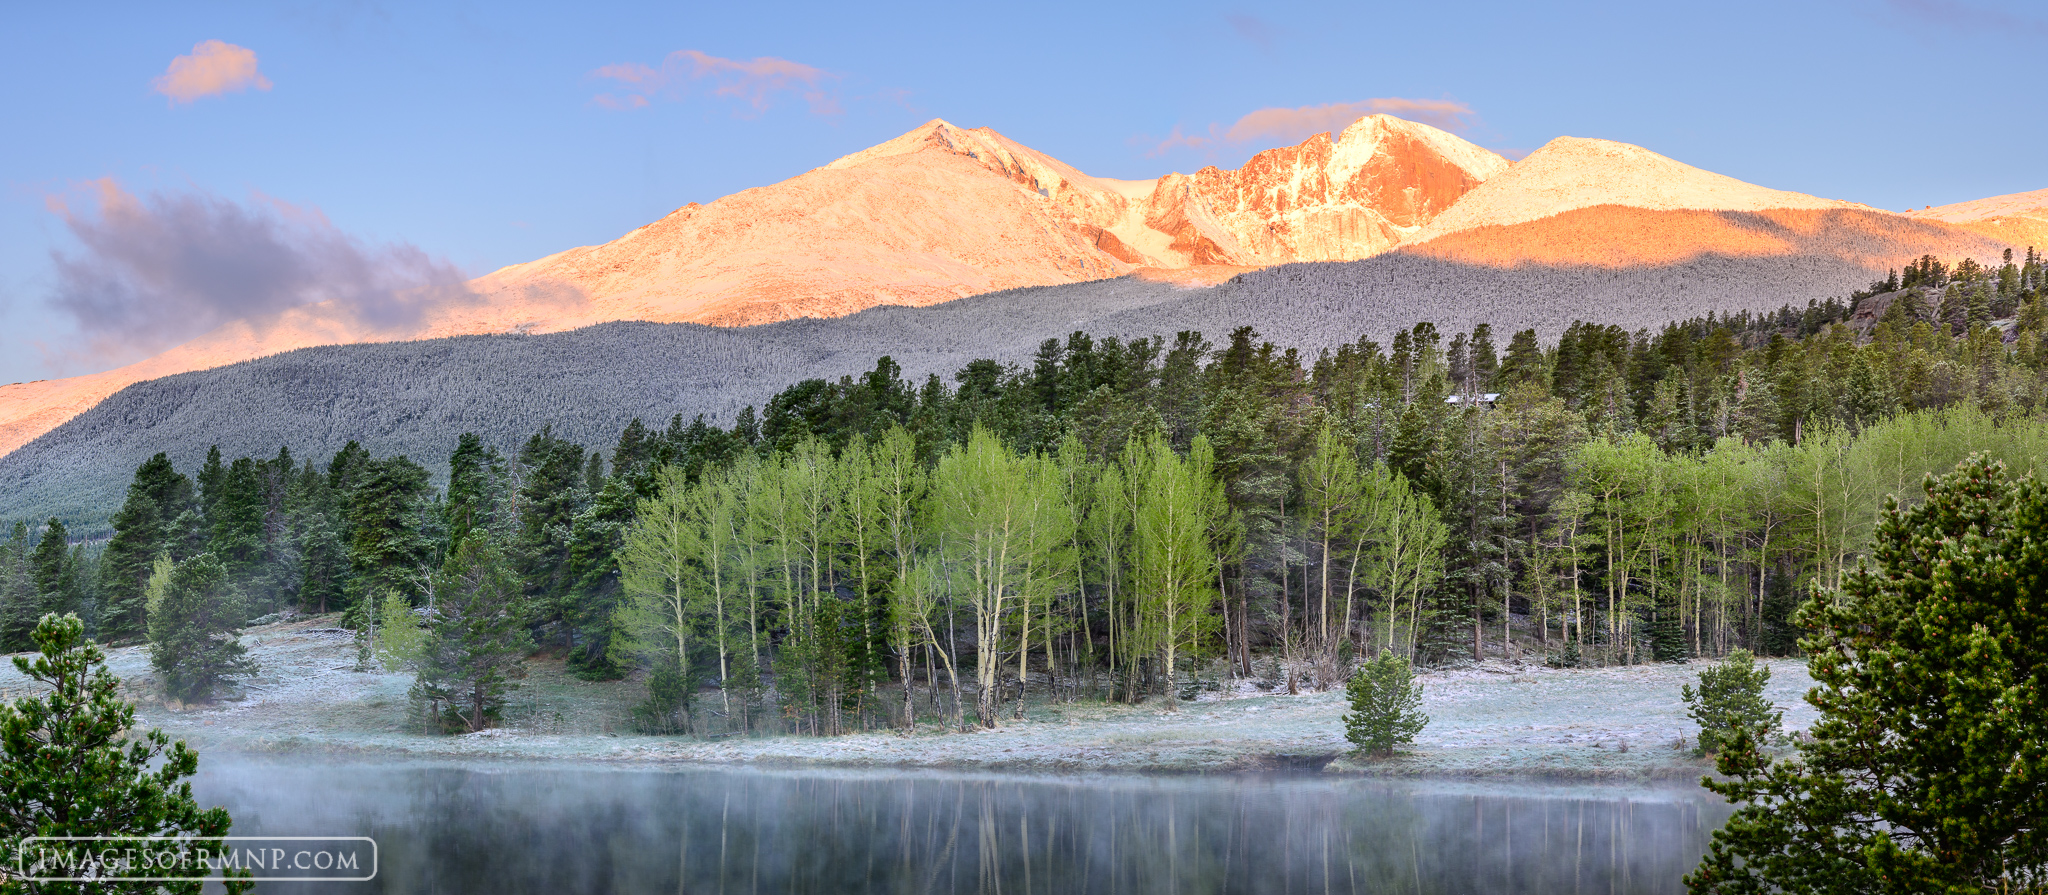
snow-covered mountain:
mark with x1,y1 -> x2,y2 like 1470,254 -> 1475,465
0,117 -> 2026,462
1904,187 -> 2048,254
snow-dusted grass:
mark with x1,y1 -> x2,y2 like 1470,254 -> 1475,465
0,615 -> 1815,779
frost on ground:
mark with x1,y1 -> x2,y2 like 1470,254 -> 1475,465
0,616 -> 1815,779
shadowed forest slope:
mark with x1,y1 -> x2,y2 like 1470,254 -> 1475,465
0,233 -> 2001,527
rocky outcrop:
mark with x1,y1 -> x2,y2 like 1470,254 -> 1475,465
1183,115 -> 1508,262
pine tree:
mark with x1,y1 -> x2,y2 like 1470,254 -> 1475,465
512,428 -> 588,645
1689,456 -> 2048,892
99,454 -> 195,640
1680,648 -> 1780,756
28,518 -> 75,628
0,522 -> 37,652
445,432 -> 505,553
345,455 -> 436,609
412,538 -> 531,733
195,446 -> 226,520
290,461 -> 350,614
206,457 -> 267,579
1966,282 -> 1992,332
1342,652 -> 1427,757
0,614 -> 249,894
1938,284 -> 1967,335
1469,323 -> 1499,391
147,554 -> 257,704
562,475 -> 634,679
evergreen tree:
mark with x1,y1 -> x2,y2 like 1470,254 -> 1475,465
411,538 -> 532,733
205,457 -> 267,579
1680,648 -> 1780,756
194,446 -> 226,520
1937,284 -> 1967,335
1469,323 -> 1499,391
0,522 -> 36,652
1689,456 -> 2048,893
562,474 -> 636,678
99,454 -> 195,640
1342,652 -> 1427,757
0,614 -> 248,894
344,455 -> 436,608
1495,328 -> 1546,392
28,518 -> 75,627
445,432 -> 505,553
513,428 -> 588,645
1966,282 -> 1992,332
290,460 -> 350,614
147,554 -> 256,704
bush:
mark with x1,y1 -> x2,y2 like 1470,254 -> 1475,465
1681,649 -> 1781,756
1343,652 -> 1428,757
1688,456 -> 2048,893
1,614 -> 250,893
631,660 -> 693,735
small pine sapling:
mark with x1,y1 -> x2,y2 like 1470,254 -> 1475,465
1343,652 -> 1429,757
1681,648 -> 1781,756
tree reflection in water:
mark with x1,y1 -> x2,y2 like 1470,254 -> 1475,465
196,758 -> 1729,894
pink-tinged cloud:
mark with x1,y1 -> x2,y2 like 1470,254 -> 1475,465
1148,98 -> 1479,156
590,49 -> 839,115
42,179 -> 474,365
152,40 -> 272,104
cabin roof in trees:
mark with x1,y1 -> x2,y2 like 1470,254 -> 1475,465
1444,393 -> 1500,405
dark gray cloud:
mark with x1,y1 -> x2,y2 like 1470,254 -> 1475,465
45,180 -> 475,363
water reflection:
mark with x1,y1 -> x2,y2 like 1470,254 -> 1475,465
195,757 -> 1729,894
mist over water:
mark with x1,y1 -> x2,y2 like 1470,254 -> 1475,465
194,757 -> 1730,894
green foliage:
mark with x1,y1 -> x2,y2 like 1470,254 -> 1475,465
1680,649 -> 1780,756
0,614 -> 249,894
371,589 -> 426,672
630,658 -> 693,734
410,538 -> 531,733
1342,652 -> 1428,757
513,428 -> 588,644
1689,456 -> 2048,893
146,554 -> 256,704
7,249 -> 2043,743
1131,433 -> 1232,705
930,426 -> 1075,727
98,453 -> 193,641
345,455 -> 437,608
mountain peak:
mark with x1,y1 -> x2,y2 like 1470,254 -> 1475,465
1904,186 -> 2048,250
821,118 -> 971,170
1407,134 -> 1862,242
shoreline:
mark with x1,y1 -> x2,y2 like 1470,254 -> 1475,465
1,616 -> 1815,782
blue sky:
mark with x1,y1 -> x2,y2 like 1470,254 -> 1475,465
4,0 -> 2044,384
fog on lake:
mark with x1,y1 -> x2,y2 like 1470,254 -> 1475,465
195,757 -> 1730,894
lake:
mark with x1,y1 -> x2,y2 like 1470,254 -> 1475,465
194,756 -> 1731,894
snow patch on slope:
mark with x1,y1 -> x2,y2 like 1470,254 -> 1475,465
1904,186 -> 2048,222
1409,136 -> 1867,244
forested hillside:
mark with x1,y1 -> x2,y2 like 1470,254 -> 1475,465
0,242 -> 1981,527
4,251 -> 2044,736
